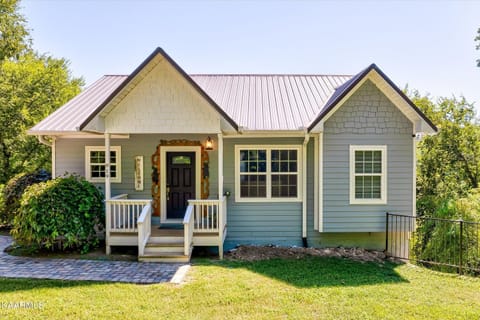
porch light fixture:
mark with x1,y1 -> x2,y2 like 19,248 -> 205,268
205,136 -> 214,151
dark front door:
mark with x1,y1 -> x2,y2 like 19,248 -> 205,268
166,152 -> 196,219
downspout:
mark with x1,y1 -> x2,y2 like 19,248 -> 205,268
302,132 -> 310,247
37,135 -> 56,177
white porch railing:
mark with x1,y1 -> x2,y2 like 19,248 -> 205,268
137,202 -> 152,256
183,204 -> 194,256
106,195 -> 152,233
188,196 -> 227,233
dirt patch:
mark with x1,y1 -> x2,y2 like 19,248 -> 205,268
225,245 -> 387,263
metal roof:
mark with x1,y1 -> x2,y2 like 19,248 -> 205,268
29,75 -> 127,133
190,74 -> 352,130
30,72 -> 353,133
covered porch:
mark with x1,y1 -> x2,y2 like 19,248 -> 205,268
102,133 -> 227,263
106,195 -> 227,262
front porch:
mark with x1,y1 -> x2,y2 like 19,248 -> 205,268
106,194 -> 227,262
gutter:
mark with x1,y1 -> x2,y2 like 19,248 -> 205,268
302,132 -> 310,247
37,135 -> 52,147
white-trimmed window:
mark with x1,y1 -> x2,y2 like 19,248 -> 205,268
85,146 -> 122,183
349,145 -> 387,204
235,145 -> 301,202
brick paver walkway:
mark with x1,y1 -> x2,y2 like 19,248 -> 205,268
0,236 -> 187,284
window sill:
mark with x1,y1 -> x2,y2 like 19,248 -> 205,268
235,197 -> 302,203
349,199 -> 387,205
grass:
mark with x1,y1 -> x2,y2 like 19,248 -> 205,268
0,257 -> 479,319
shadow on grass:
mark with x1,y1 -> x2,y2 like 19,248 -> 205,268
203,256 -> 408,288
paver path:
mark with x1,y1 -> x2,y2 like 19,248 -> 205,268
0,235 -> 187,284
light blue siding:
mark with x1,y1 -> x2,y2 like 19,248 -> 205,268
321,80 -> 413,233
55,134 -> 218,199
223,137 -> 304,249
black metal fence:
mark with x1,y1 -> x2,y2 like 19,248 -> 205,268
385,213 -> 480,275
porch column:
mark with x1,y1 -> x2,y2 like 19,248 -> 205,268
217,133 -> 224,259
104,132 -> 111,200
105,132 -> 111,255
217,133 -> 223,198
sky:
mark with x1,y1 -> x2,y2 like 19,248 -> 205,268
21,0 -> 480,112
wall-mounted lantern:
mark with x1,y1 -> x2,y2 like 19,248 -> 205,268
205,136 -> 214,151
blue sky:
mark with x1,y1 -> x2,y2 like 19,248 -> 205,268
22,0 -> 480,111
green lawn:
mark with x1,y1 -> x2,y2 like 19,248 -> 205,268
0,257 -> 479,319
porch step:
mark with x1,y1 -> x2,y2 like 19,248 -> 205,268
144,239 -> 184,254
139,249 -> 192,263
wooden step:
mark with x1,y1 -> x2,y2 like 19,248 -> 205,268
138,251 -> 190,263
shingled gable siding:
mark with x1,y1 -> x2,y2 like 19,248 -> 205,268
320,79 -> 413,234
223,137 -> 304,249
54,134 -> 218,200
104,58 -> 221,134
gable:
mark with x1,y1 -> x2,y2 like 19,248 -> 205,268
102,56 -> 223,134
308,64 -> 437,134
324,80 -> 412,134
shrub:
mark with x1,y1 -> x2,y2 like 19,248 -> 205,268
11,174 -> 104,253
413,189 -> 480,273
1,170 -> 51,225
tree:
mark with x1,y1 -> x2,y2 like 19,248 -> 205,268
476,28 -> 480,67
0,0 -> 83,184
0,53 -> 82,183
410,91 -> 480,203
0,0 -> 31,62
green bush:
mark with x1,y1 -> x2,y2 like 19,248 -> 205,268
1,170 -> 51,225
11,174 -> 104,253
413,190 -> 480,273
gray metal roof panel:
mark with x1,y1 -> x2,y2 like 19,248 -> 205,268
190,74 -> 352,130
29,75 -> 128,133
29,73 -> 353,133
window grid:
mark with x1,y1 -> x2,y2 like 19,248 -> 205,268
350,146 -> 386,204
236,146 -> 300,201
85,146 -> 121,183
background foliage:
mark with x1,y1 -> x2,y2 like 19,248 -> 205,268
0,169 -> 50,225
0,0 -> 83,184
11,175 -> 104,253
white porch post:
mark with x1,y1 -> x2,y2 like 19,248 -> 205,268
217,133 -> 224,259
105,132 -> 111,254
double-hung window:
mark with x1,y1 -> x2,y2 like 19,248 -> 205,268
235,146 -> 301,202
349,145 -> 387,204
85,146 -> 122,183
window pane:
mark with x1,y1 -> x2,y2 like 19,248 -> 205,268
280,162 -> 289,172
373,162 -> 382,173
110,165 -> 116,178
280,150 -> 288,160
240,174 -> 266,198
258,150 -> 266,161
272,174 -> 297,198
289,162 -> 297,172
172,155 -> 191,164
355,151 -> 364,162
364,162 -> 373,173
240,150 -> 248,161
272,161 -> 279,172
373,151 -> 381,161
364,151 -> 373,161
110,151 -> 116,162
355,162 -> 363,173
271,150 -> 279,161
289,150 -> 297,161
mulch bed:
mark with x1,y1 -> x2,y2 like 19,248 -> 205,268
225,245 -> 388,263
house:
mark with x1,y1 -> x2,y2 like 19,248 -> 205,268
28,48 -> 437,262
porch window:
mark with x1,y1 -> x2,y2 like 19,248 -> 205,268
85,146 -> 122,183
235,146 -> 301,202
349,145 -> 387,204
